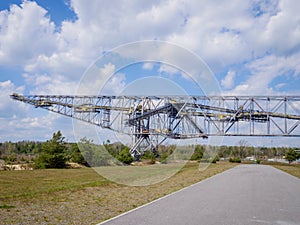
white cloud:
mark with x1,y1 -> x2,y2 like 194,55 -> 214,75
1,0 -> 300,143
77,62 -> 116,95
0,112 -> 73,142
158,64 -> 180,76
168,1 -> 254,70
0,80 -> 26,118
275,83 -> 286,89
221,70 -> 236,89
22,72 -> 79,95
263,0 -> 300,55
2,0 -> 299,95
228,53 -> 300,95
101,73 -> 126,95
142,62 -> 155,70
0,1 -> 57,66
0,79 -> 75,141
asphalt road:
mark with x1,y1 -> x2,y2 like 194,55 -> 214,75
99,165 -> 300,225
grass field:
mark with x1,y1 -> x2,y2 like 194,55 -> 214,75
1,162 -> 299,225
0,162 -> 235,225
271,163 -> 300,178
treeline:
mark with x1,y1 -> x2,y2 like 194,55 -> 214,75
0,131 -> 133,168
0,141 -> 43,156
189,144 -> 299,163
0,130 -> 299,168
0,141 -> 43,165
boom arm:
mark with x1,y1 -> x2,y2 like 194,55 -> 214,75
11,93 -> 300,158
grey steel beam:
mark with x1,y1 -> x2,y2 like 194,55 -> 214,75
10,93 -> 300,158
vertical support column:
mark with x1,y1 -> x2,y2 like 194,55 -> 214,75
250,98 -> 254,135
102,109 -> 110,128
267,97 -> 270,135
284,97 -> 287,134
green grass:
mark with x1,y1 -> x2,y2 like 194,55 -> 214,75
0,168 -> 109,199
0,205 -> 15,209
94,162 -> 188,186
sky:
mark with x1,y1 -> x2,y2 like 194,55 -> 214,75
0,0 -> 300,147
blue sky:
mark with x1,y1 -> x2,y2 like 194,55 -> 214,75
0,0 -> 300,147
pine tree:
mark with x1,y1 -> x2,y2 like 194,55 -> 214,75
35,131 -> 68,168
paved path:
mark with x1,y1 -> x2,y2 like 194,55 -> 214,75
99,165 -> 300,225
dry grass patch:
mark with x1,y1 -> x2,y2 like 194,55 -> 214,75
272,163 -> 300,178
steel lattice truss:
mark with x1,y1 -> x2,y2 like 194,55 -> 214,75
11,94 -> 300,158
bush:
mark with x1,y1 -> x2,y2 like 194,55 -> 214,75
190,145 -> 204,161
141,150 -> 157,164
117,148 -> 133,165
211,158 -> 217,163
199,159 -> 210,163
35,152 -> 67,169
78,138 -> 111,167
160,153 -> 168,164
68,143 -> 88,166
285,149 -> 299,164
229,157 -> 241,163
149,152 -> 156,164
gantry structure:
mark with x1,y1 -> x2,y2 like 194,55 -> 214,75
11,94 -> 300,158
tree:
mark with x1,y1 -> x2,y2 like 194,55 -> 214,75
190,145 -> 204,161
237,140 -> 248,159
285,149 -> 299,164
77,137 -> 94,166
35,131 -> 68,169
78,137 -> 113,166
116,147 -> 133,165
141,150 -> 156,164
69,143 -> 88,166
